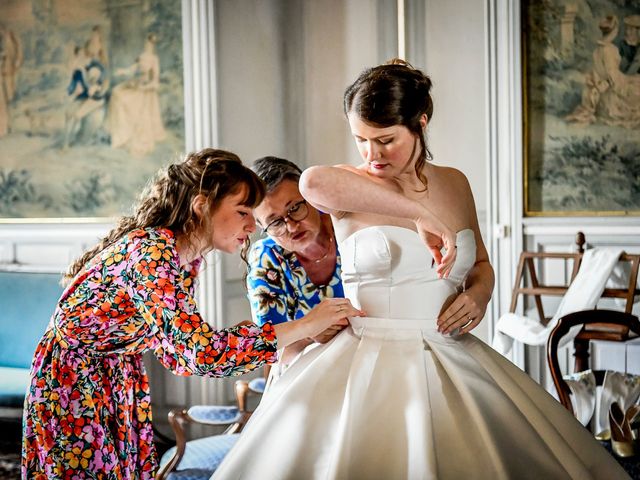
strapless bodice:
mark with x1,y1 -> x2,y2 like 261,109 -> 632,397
339,226 -> 476,321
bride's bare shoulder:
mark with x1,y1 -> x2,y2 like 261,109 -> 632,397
431,163 -> 467,179
431,164 -> 471,189
335,163 -> 366,175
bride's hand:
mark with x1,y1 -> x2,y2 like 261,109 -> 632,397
415,216 -> 457,279
437,290 -> 486,335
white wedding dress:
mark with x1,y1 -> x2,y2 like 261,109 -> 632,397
213,226 -> 627,479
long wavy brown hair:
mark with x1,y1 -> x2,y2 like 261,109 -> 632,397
343,58 -> 433,190
64,148 -> 265,283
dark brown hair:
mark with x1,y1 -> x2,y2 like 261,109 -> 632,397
64,148 -> 265,283
343,58 -> 433,189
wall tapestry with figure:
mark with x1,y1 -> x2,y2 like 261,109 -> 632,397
524,0 -> 640,216
0,0 -> 184,219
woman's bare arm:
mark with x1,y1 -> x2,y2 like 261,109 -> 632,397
436,172 -> 495,335
300,165 -> 457,277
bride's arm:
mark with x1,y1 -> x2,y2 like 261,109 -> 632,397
436,173 -> 494,335
300,165 -> 457,277
301,165 -> 421,218
438,245 -> 494,336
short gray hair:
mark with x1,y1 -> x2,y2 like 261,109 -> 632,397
251,156 -> 302,192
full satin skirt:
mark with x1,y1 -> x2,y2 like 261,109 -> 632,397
212,318 -> 627,480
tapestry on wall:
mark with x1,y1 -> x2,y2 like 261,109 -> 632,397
0,0 -> 184,219
524,0 -> 640,216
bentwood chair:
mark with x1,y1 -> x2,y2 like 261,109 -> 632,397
547,309 -> 640,418
547,309 -> 640,474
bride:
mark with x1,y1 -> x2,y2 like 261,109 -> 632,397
212,60 -> 627,479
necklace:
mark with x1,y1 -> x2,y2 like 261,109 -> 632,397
304,237 -> 334,264
311,249 -> 330,264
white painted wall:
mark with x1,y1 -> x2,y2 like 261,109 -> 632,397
424,0 -> 488,210
302,0 -> 390,167
214,0 -> 396,169
0,223 -> 110,269
215,0 -> 287,161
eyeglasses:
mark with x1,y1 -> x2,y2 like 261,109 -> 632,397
262,200 -> 309,236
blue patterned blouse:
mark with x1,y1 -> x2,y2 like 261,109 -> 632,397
246,236 -> 344,326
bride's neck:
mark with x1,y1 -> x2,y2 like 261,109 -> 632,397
397,160 -> 432,193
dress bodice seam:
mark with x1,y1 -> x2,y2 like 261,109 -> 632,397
339,224 -> 473,244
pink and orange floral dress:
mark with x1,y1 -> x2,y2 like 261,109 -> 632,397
22,228 -> 278,479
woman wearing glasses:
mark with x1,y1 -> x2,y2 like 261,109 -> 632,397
247,157 -> 355,368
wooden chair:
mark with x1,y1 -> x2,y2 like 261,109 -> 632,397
546,309 -> 640,417
510,232 -> 640,371
156,378 -> 265,480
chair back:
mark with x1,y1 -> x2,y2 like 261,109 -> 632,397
547,309 -> 640,416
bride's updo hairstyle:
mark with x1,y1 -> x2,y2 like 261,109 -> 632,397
343,58 -> 433,189
64,148 -> 265,282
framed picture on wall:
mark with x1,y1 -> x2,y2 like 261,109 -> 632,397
523,0 -> 640,216
0,0 -> 184,221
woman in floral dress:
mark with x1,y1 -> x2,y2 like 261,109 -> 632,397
21,148 -> 362,479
